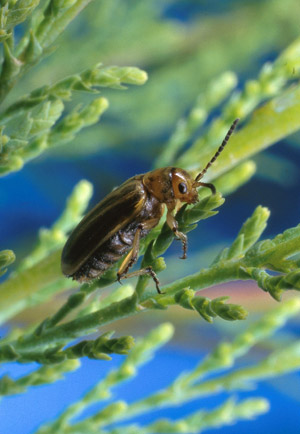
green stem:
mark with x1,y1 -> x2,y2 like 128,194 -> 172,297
0,250 -> 62,324
0,0 -> 95,104
36,0 -> 94,48
0,294 -> 138,360
0,260 -> 246,362
141,260 -> 243,302
83,341 -> 300,428
182,84 -> 300,181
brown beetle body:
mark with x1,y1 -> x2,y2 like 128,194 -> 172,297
62,174 -> 163,282
61,120 -> 239,292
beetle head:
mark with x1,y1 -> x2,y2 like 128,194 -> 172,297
143,167 -> 199,206
171,168 -> 199,204
143,119 -> 240,208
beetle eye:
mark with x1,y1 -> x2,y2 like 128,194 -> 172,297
178,182 -> 187,194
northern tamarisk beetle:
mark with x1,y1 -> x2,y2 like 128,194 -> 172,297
61,119 -> 239,293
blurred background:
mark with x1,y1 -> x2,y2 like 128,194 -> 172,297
1,0 -> 300,433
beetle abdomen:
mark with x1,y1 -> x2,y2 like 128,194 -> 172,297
71,224 -> 145,282
63,181 -> 163,283
61,177 -> 148,277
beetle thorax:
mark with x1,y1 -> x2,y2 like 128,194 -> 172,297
143,167 -> 199,207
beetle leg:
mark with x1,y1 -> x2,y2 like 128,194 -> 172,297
118,266 -> 162,294
166,211 -> 187,259
117,224 -> 143,283
117,219 -> 163,294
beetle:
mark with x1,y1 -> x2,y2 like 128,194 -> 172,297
61,119 -> 239,293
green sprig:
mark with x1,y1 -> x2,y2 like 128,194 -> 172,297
65,332 -> 135,361
184,341 -> 300,401
18,179 -> 93,271
48,97 -> 109,147
248,268 -> 300,301
155,71 -> 237,168
198,160 -> 257,199
40,299 -> 298,433
146,288 -> 248,323
115,398 -> 269,434
0,249 -> 15,277
35,323 -> 174,434
159,209 -> 300,301
215,205 -> 270,262
0,0 -> 40,36
0,359 -> 79,396
0,0 -> 96,103
0,63 -> 147,175
0,64 -> 148,123
98,299 -> 300,425
0,331 -> 135,364
0,98 -> 64,175
177,37 -> 300,171
1,204 -> 299,360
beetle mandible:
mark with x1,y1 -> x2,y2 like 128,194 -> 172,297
61,119 -> 239,293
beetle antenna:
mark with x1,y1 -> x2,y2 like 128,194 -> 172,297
195,118 -> 239,182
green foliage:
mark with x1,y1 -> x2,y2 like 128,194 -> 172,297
0,359 -> 79,395
27,300 -> 300,434
176,37 -> 300,176
36,0 -> 300,151
155,71 -> 237,168
0,63 -> 147,175
0,249 -> 15,277
0,1 -> 300,433
116,398 -> 269,434
18,179 -> 93,271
